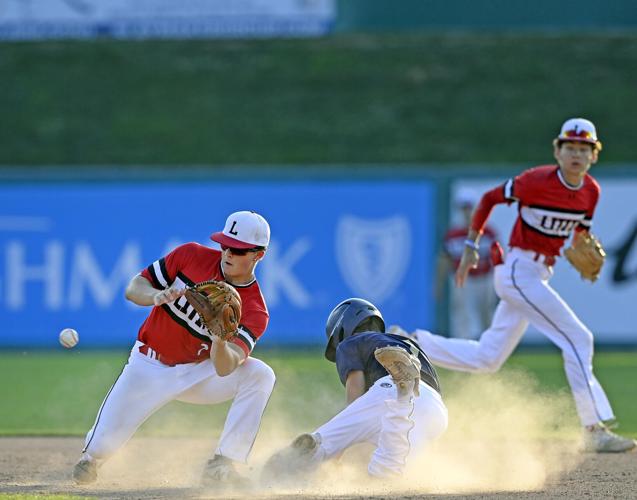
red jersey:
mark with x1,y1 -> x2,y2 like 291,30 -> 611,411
138,242 -> 269,364
471,165 -> 600,257
443,225 -> 497,276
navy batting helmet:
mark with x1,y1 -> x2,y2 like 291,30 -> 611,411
324,298 -> 385,362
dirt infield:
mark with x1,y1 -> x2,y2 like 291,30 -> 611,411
0,437 -> 635,499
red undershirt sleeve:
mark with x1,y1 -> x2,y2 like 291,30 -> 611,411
470,184 -> 507,234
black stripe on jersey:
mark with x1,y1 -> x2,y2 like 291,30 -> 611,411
236,326 -> 257,352
239,324 -> 258,343
520,218 -> 569,239
161,303 -> 212,343
234,334 -> 252,353
527,204 -> 587,215
147,264 -> 164,290
158,258 -> 170,284
177,272 -> 195,287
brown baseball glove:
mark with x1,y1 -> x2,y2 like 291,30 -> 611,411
185,280 -> 242,340
564,232 -> 606,282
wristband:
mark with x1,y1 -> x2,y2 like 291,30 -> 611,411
464,239 -> 479,251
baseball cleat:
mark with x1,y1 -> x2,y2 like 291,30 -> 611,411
290,432 -> 319,452
201,454 -> 247,488
261,433 -> 320,484
72,457 -> 98,485
374,345 -> 421,398
583,423 -> 637,453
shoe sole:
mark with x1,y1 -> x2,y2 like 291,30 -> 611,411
374,346 -> 421,385
261,434 -> 319,484
291,433 -> 318,454
595,440 -> 637,453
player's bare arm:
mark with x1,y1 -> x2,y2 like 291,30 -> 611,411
345,370 -> 366,404
211,340 -> 246,376
455,228 -> 481,287
456,183 -> 506,287
124,274 -> 185,306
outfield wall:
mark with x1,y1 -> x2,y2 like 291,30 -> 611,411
337,1 -> 637,31
0,0 -> 336,39
0,172 -> 436,348
1,1 -> 633,40
1,166 -> 635,348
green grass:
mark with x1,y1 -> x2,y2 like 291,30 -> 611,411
1,34 -> 636,165
0,349 -> 344,437
1,348 -> 635,437
508,350 -> 637,433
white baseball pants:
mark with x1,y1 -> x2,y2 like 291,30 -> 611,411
83,341 -> 275,463
312,376 -> 448,477
416,248 -> 614,426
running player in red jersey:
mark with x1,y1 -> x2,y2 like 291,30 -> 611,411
72,211 -> 276,486
406,118 -> 635,452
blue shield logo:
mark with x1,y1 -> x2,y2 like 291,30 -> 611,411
336,215 -> 411,304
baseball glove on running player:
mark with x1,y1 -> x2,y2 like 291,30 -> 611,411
564,232 -> 606,283
185,280 -> 242,340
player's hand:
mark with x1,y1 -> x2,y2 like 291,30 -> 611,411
455,247 -> 479,287
153,285 -> 185,306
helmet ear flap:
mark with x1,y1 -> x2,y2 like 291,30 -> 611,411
324,325 -> 343,362
324,298 -> 384,362
337,325 -> 346,343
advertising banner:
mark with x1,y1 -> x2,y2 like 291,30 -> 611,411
0,0 -> 335,39
0,179 -> 436,347
452,176 -> 637,344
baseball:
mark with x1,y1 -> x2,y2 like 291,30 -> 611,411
59,328 -> 79,348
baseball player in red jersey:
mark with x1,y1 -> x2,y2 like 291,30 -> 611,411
72,211 -> 276,485
406,119 -> 635,452
435,188 -> 498,338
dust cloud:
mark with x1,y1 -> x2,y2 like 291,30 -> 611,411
71,368 -> 583,497
407,370 -> 582,494
253,368 -> 583,497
